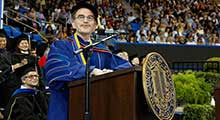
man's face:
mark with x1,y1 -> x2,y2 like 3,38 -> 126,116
72,8 -> 97,35
22,71 -> 39,87
0,37 -> 7,49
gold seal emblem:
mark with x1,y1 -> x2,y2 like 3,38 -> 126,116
142,52 -> 176,120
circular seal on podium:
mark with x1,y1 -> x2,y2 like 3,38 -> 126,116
142,52 -> 176,120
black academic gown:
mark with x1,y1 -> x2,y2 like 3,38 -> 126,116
0,49 -> 13,84
0,49 -> 17,109
11,52 -> 37,79
4,88 -> 48,120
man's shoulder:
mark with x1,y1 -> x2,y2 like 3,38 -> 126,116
53,39 -> 71,45
10,92 -> 34,104
51,39 -> 73,49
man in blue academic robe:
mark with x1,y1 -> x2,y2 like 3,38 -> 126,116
44,2 -> 132,120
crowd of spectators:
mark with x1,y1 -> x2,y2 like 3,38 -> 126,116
130,0 -> 220,45
3,0 -> 220,46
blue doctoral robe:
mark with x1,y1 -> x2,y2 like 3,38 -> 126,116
44,35 -> 132,120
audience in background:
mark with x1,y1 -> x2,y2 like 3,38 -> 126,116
117,32 -> 127,42
4,0 -> 220,47
129,54 -> 140,66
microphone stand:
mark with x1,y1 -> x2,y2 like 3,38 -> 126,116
73,33 -> 118,120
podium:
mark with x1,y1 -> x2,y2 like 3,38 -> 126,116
68,66 -> 157,120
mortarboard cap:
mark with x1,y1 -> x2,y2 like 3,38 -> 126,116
9,33 -> 29,52
20,66 -> 36,78
15,33 -> 29,45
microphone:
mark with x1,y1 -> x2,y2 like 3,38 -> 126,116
99,32 -> 118,42
74,33 -> 118,55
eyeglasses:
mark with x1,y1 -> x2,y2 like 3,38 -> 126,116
75,15 -> 95,22
26,75 -> 39,78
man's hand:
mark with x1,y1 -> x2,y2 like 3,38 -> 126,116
90,68 -> 113,76
21,58 -> 28,65
12,59 -> 28,71
102,69 -> 113,73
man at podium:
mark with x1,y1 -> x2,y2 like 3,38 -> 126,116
44,2 -> 132,120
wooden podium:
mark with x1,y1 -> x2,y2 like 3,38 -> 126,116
68,66 -> 157,120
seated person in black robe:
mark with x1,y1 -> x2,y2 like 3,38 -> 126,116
0,30 -> 26,114
4,67 -> 48,120
11,34 -> 38,80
